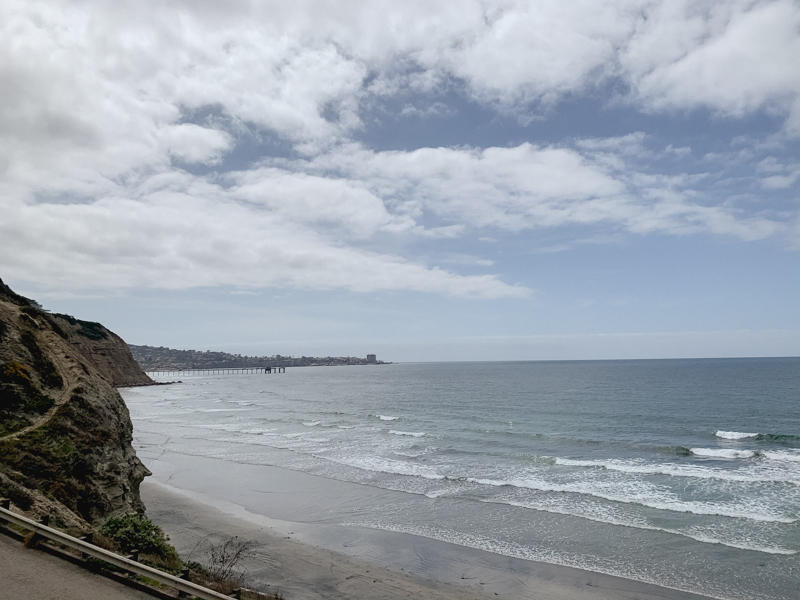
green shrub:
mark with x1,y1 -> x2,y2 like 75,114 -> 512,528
24,393 -> 54,415
185,560 -> 211,578
100,515 -> 179,561
0,279 -> 39,308
0,414 -> 31,437
1,362 -> 33,387
76,320 -> 108,341
52,313 -> 109,340
0,362 -> 54,415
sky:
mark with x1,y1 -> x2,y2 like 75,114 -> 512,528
1,0 -> 799,361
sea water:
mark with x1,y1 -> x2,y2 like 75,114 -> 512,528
122,358 -> 800,600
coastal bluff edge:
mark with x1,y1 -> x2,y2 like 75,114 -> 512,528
0,277 -> 151,529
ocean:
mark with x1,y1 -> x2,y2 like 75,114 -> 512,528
122,358 -> 800,600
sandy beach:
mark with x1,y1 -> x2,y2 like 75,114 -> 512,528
141,478 -> 715,600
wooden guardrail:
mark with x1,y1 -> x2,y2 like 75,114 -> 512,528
0,503 -> 234,600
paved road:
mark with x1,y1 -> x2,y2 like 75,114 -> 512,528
0,533 -> 157,600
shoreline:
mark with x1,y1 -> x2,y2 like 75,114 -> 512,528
140,478 -> 715,600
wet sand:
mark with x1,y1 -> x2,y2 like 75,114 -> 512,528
141,479 -> 715,600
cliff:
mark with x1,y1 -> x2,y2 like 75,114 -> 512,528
0,278 -> 151,528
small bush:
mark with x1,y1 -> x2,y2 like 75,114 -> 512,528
206,536 -> 256,585
139,551 -> 182,574
76,320 -> 108,341
0,362 -> 55,415
0,279 -> 39,307
100,515 -> 179,563
0,383 -> 27,414
52,313 -> 108,340
185,560 -> 211,578
92,533 -> 121,553
1,362 -> 33,387
24,394 -> 54,415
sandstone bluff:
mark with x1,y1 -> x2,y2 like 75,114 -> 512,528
0,278 -> 152,529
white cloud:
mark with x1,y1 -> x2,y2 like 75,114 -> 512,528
290,141 -> 783,240
400,102 -> 455,118
1,184 -> 529,298
163,124 -> 233,165
624,0 -> 800,129
0,0 -> 797,300
413,1 -> 641,106
755,157 -> 800,189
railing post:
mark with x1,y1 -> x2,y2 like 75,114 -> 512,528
80,532 -> 93,559
178,567 -> 190,597
0,498 -> 9,526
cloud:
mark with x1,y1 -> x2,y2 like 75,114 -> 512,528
289,140 -> 784,240
163,124 -> 233,165
1,170 -> 529,298
400,102 -> 455,118
756,157 -> 800,189
624,0 -> 800,131
1,0 -> 797,300
412,1 -> 639,106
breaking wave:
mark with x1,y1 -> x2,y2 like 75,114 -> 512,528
716,431 -> 757,440
716,431 -> 800,447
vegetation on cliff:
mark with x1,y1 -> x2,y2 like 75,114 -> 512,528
0,277 -> 150,527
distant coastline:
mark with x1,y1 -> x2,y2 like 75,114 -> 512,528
128,344 -> 389,371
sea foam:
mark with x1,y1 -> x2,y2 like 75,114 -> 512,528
763,450 -> 800,463
715,430 -> 757,440
483,496 -> 797,555
466,475 -> 796,523
691,448 -> 756,459
389,430 -> 425,437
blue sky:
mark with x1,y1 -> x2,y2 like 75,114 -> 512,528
2,0 -> 798,361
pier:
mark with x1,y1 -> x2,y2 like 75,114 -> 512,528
145,367 -> 286,376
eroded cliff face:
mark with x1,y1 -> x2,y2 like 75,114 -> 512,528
0,278 -> 151,527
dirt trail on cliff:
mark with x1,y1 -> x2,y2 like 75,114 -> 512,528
0,278 -> 152,524
0,325 -> 83,441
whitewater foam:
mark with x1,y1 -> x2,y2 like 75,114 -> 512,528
762,450 -> 800,463
716,431 -> 757,440
389,430 -> 425,437
484,496 -> 796,555
328,454 -> 445,480
691,448 -> 756,459
466,475 -> 797,523
553,456 -> 799,484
